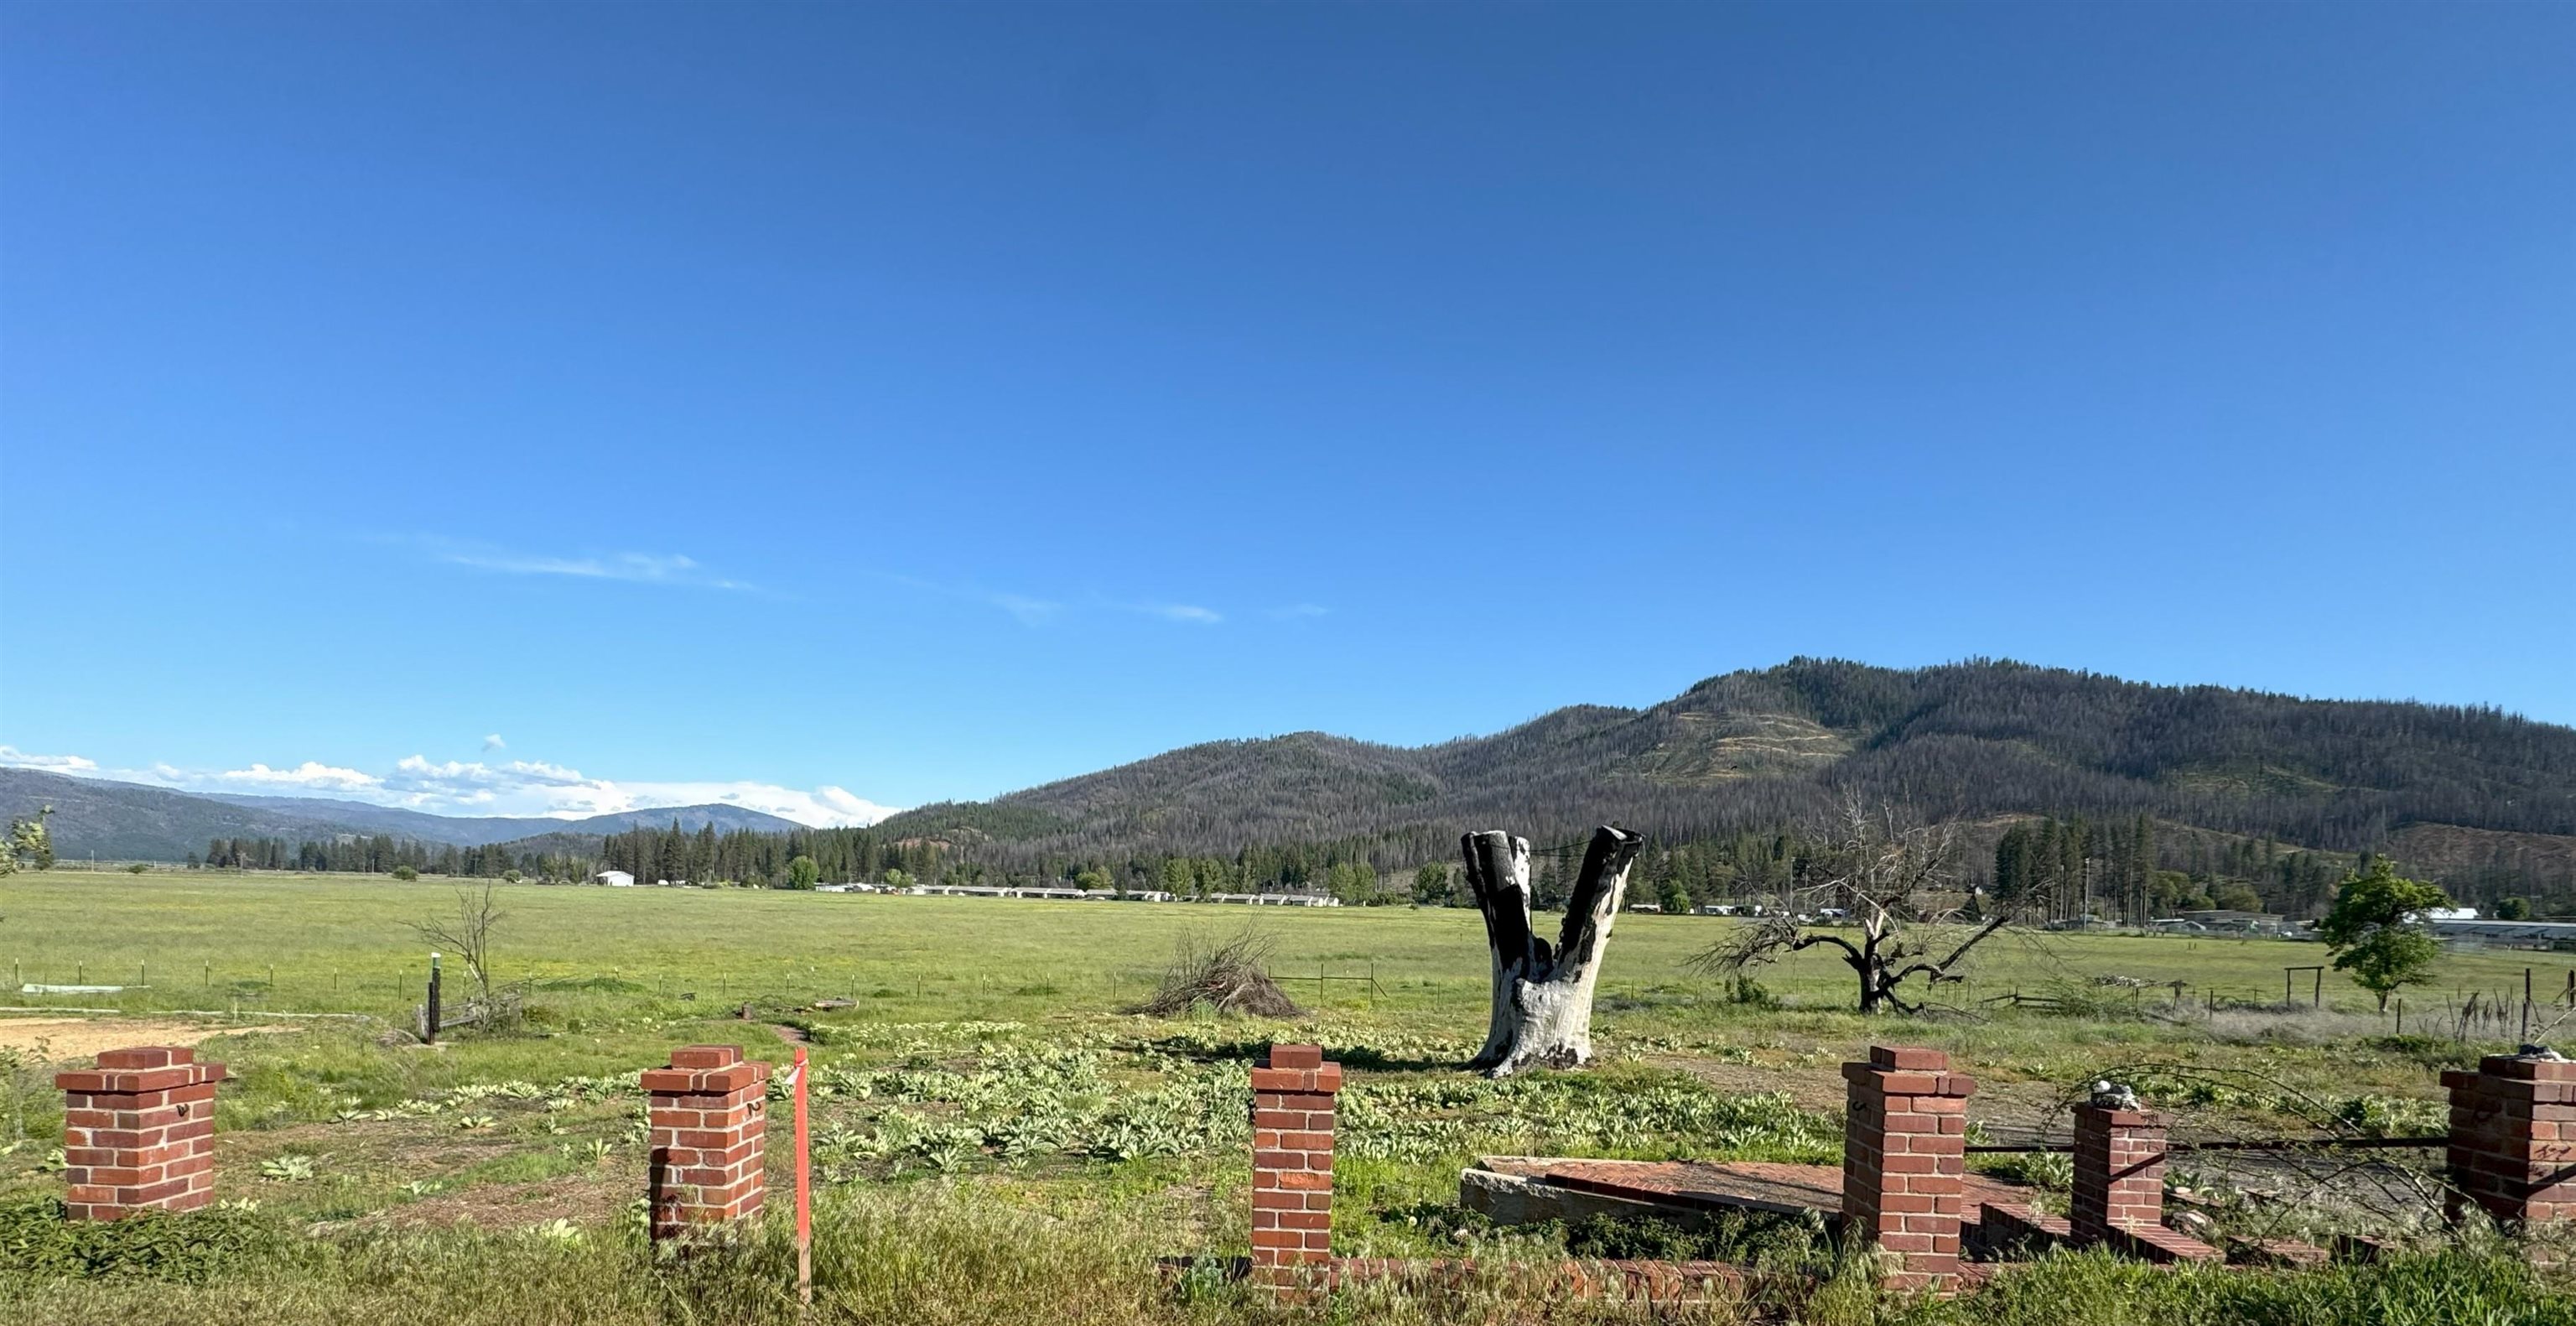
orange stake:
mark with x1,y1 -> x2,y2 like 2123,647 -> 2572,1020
793,1043 -> 812,1305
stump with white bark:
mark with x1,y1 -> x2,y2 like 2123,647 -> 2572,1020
1460,824 -> 1644,1078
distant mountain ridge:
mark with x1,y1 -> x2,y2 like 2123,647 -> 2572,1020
876,658 -> 2576,892
0,768 -> 803,860
15,658 -> 2575,897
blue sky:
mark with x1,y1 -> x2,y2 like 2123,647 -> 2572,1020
3,2 -> 2569,825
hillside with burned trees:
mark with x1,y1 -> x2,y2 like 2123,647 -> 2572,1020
870,658 -> 2576,910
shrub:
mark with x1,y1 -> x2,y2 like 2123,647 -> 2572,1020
0,1197 -> 294,1283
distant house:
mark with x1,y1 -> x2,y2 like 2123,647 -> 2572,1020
909,884 -> 1114,901
595,870 -> 636,888
2429,917 -> 2576,949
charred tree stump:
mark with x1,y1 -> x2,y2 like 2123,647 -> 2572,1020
1460,824 -> 1644,1078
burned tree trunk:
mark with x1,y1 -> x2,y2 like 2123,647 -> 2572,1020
1461,824 -> 1644,1078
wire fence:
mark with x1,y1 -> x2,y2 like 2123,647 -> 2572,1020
1,954 -> 1410,1023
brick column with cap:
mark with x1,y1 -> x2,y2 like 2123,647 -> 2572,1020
58,1046 -> 226,1221
1250,1043 -> 1341,1295
2072,1098 -> 2169,1241
643,1045 -> 770,1241
2067,1095 -> 2218,1261
1841,1045 -> 1972,1290
2444,1050 -> 2576,1228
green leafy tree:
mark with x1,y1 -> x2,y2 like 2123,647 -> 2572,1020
391,865 -> 419,881
1660,880 -> 1692,914
2208,881 -> 2265,913
882,868 -> 913,890
2317,860 -> 2449,1012
1071,867 -> 1112,892
2496,897 -> 2532,921
784,855 -> 822,890
1327,861 -> 1380,904
1411,863 -> 1453,907
1,806 -> 53,876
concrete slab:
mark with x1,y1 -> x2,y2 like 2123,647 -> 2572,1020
1468,1157 -> 2035,1228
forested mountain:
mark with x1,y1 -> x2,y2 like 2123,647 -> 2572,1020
197,793 -> 800,845
21,658 -> 2576,914
194,795 -> 589,845
870,658 -> 2576,907
0,769 -> 371,861
0,767 -> 802,861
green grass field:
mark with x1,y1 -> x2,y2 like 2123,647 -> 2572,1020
10,870 -> 2558,1022
6,871 -> 2573,1323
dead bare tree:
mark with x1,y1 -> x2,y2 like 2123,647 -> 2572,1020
413,881 -> 506,1001
1461,824 -> 1644,1078
1691,796 -> 2007,1014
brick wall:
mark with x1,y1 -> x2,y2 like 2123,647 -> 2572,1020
2444,1052 -> 2576,1228
1250,1043 -> 1341,1295
57,1046 -> 226,1221
1841,1045 -> 1972,1290
643,1045 -> 770,1241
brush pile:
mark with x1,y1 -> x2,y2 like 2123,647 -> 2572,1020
1132,927 -> 1303,1018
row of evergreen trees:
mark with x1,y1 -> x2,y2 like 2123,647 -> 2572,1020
196,835 -> 528,878
210,809 -> 2527,922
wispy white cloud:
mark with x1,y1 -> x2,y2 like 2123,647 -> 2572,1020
1121,601 -> 1223,625
1,748 -> 900,829
481,733 -> 507,751
0,746 -> 98,773
873,573 -> 1218,628
217,761 -> 382,792
397,537 -> 758,592
990,593 -> 1064,627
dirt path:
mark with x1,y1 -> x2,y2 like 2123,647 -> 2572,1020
0,1017 -> 304,1060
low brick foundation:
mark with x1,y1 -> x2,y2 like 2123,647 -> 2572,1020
643,1045 -> 769,1241
57,1047 -> 226,1221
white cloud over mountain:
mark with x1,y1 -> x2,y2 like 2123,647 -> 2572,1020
0,746 -> 899,828
0,746 -> 97,773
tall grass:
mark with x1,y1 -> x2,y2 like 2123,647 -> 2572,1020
8,1188 -> 2571,1326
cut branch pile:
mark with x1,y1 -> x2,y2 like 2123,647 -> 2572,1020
1132,927 -> 1304,1018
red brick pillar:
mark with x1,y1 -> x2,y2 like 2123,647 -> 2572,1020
1841,1046 -> 1971,1290
2444,1052 -> 2576,1228
57,1046 -> 226,1221
1251,1043 -> 1341,1296
643,1045 -> 770,1241
2073,1100 -> 2170,1241
2068,1095 -> 2221,1262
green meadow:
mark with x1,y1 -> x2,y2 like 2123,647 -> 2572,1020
9,870 -> 2556,1023
5,871 -> 2573,1323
